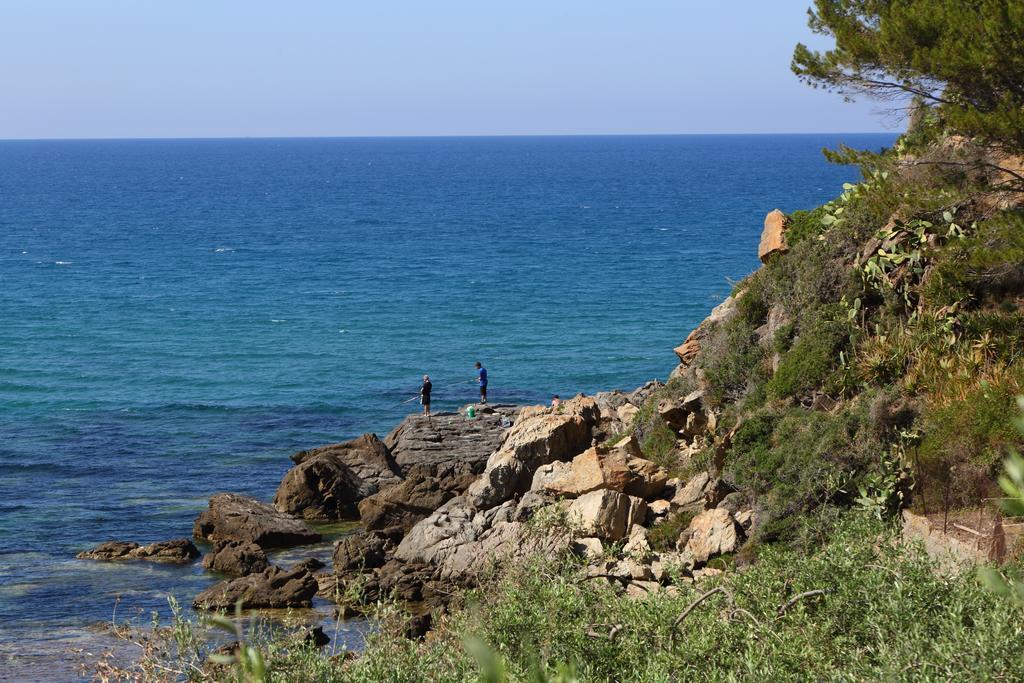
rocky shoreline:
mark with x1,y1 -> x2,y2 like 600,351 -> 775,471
75,213 -> 789,649
78,371 -> 751,645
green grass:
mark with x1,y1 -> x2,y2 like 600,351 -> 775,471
103,515 -> 1024,682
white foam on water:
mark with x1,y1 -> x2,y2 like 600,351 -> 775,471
214,247 -> 234,253
54,261 -> 72,265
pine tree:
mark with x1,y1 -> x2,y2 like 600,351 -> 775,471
792,0 -> 1024,151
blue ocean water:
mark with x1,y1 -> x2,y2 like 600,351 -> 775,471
0,133 -> 895,678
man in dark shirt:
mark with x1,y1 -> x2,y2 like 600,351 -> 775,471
475,362 -> 487,404
420,375 -> 432,416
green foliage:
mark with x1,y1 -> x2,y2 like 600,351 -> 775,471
205,603 -> 268,683
792,0 -> 1024,152
726,399 -> 888,543
978,398 -> 1024,606
640,417 -> 678,472
698,308 -> 767,408
915,372 -> 1024,510
647,511 -> 695,552
782,207 -> 827,246
390,517 -> 1024,680
767,312 -> 853,400
923,212 -> 1024,308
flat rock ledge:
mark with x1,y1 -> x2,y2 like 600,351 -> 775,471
193,493 -> 321,549
76,539 -> 199,564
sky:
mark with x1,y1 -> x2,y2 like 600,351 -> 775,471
0,1 -> 897,139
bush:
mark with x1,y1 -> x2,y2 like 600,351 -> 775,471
915,371 -> 1024,510
767,312 -> 852,400
784,206 -> 828,246
698,313 -> 767,407
725,399 -> 886,543
923,212 -> 1024,309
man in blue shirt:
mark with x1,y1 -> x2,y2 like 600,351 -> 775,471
475,362 -> 488,404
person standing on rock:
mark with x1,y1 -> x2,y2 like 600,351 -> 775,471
420,375 -> 432,416
475,362 -> 488,404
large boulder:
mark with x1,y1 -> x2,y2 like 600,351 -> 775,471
201,540 -> 269,576
384,407 -> 517,475
466,396 -> 600,509
439,519 -> 569,582
531,447 -> 667,500
358,463 -> 477,533
275,434 -> 402,521
671,472 -> 732,513
758,209 -> 789,263
682,508 -> 741,563
76,539 -> 199,564
193,565 -> 318,610
194,493 -> 321,549
568,490 -> 647,541
393,497 -> 481,568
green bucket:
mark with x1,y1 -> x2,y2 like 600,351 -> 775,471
467,405 -> 476,419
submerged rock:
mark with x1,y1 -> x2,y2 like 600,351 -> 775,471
193,565 -> 318,610
76,538 -> 199,564
275,433 -> 402,521
193,493 -> 321,549
201,540 -> 269,576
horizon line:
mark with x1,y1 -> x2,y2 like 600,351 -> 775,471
0,130 -> 899,143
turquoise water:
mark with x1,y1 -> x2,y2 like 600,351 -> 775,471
0,134 -> 894,678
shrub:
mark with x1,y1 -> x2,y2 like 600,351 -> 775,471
784,206 -> 828,246
647,511 -> 695,552
698,313 -> 767,407
915,371 -> 1024,510
767,313 -> 852,400
923,212 -> 1024,308
725,399 -> 886,543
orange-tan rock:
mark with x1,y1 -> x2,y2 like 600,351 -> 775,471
758,209 -> 789,262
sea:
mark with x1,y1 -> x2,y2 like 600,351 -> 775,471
0,133 -> 895,680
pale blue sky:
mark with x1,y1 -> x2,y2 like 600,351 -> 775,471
0,1 -> 895,139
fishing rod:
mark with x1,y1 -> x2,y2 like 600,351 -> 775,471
389,379 -> 479,409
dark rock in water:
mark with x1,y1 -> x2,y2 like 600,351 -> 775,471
193,493 -> 321,549
336,603 -> 364,620
201,540 -> 269,576
76,538 -> 199,564
333,532 -> 392,572
358,463 -> 478,533
303,626 -> 331,648
292,557 -> 326,573
275,434 -> 402,521
193,565 -> 318,609
76,541 -> 139,560
384,407 -> 517,476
